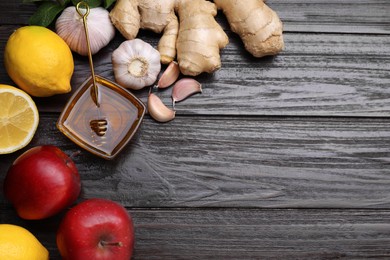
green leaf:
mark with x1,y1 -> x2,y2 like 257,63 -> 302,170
28,2 -> 65,27
71,0 -> 102,8
103,0 -> 116,9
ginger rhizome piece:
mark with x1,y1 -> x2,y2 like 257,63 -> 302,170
109,0 -> 140,40
175,0 -> 229,76
214,0 -> 284,57
110,0 -> 178,64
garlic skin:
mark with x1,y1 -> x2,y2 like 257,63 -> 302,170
157,61 -> 180,89
112,39 -> 161,90
172,78 -> 202,106
148,93 -> 175,123
56,6 -> 115,56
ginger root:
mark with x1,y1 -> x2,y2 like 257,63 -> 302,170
109,0 -> 283,76
109,0 -> 140,40
110,0 -> 178,64
175,0 -> 229,76
214,0 -> 284,57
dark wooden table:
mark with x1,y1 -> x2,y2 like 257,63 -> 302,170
1,0 -> 390,259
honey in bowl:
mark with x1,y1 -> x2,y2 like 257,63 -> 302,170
57,76 -> 145,160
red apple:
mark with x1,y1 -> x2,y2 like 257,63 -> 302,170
3,145 -> 81,220
56,198 -> 134,260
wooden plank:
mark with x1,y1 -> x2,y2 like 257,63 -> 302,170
131,208 -> 390,259
1,0 -> 389,34
185,33 -> 390,117
0,1 -> 34,25
1,114 -> 389,209
1,207 -> 390,259
1,25 -> 389,116
272,0 -> 390,34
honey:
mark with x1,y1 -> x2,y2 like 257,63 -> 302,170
57,76 -> 145,159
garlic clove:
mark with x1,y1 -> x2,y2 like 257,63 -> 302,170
148,93 -> 175,123
56,6 -> 115,56
157,61 -> 180,89
112,39 -> 161,90
172,78 -> 202,106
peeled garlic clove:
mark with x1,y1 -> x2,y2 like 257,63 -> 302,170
157,61 -> 180,89
172,78 -> 202,104
148,93 -> 175,123
112,39 -> 161,90
56,6 -> 115,56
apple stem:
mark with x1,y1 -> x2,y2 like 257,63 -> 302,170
100,241 -> 123,247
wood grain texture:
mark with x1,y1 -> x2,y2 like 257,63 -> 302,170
273,0 -> 390,34
129,208 -> 390,259
1,207 -> 390,259
0,1 -> 34,25
1,114 -> 389,208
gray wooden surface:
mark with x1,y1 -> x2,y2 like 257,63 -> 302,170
0,1 -> 389,259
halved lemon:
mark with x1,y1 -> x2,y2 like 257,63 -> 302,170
0,84 -> 39,154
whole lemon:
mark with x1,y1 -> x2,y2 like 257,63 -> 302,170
0,224 -> 49,259
4,26 -> 74,97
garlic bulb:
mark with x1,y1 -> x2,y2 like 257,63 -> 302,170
56,6 -> 115,56
112,39 -> 161,90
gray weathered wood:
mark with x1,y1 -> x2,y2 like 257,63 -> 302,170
130,208 -> 390,259
2,114 -> 389,209
273,0 -> 390,34
1,207 -> 390,259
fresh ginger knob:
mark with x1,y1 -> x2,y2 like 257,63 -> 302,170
214,0 -> 284,57
175,0 -> 229,76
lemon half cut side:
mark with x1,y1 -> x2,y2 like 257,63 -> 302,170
0,85 -> 39,154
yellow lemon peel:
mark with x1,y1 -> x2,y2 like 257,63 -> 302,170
4,26 -> 74,97
0,224 -> 49,259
